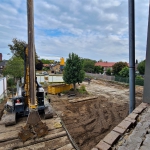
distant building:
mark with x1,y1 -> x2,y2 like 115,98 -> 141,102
0,60 -> 8,74
95,62 -> 116,72
50,64 -> 60,73
0,53 -> 2,61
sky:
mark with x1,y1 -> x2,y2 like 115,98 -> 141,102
0,0 -> 149,62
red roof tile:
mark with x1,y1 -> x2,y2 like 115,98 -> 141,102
95,62 -> 116,67
43,64 -> 50,67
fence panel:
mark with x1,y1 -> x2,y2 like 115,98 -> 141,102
0,77 -> 7,99
86,73 -> 115,81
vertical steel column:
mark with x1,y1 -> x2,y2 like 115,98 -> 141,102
143,3 -> 150,103
27,0 -> 36,106
128,0 -> 135,113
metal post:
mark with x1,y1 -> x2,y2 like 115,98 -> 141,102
128,0 -> 135,113
143,3 -> 150,103
27,0 -> 36,106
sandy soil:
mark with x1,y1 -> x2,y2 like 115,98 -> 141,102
49,79 -> 143,150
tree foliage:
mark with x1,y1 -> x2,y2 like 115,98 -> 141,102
3,56 -> 24,78
119,67 -> 129,77
35,60 -> 43,70
106,68 -> 111,76
137,60 -> 145,75
83,59 -> 96,73
41,59 -> 54,64
8,38 -> 39,63
94,66 -> 104,74
112,62 -> 128,76
63,53 -> 85,90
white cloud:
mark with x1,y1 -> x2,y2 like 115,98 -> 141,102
0,0 -> 149,63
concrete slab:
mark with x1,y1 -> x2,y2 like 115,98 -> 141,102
96,140 -> 111,150
103,131 -> 120,145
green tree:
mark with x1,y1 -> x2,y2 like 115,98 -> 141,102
8,38 -> 39,63
83,59 -> 96,73
63,53 -> 85,90
137,60 -> 145,75
112,61 -> 128,76
41,59 -> 54,64
3,56 -> 24,79
119,67 -> 129,77
94,66 -> 104,74
106,68 -> 111,76
36,60 -> 43,70
99,59 -> 103,62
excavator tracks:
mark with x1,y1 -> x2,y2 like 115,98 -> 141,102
0,116 -> 75,150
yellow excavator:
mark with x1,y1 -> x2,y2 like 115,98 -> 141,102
2,0 -> 53,142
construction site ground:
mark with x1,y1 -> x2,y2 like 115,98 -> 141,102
48,79 -> 143,150
0,79 -> 143,150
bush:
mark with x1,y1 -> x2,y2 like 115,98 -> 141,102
77,85 -> 88,94
136,75 -> 143,79
106,68 -> 111,76
7,78 -> 16,87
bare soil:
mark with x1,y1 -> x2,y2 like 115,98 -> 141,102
49,79 -> 143,150
0,79 -> 143,150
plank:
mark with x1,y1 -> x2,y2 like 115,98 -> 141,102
16,136 -> 70,150
0,130 -> 67,150
0,117 -> 61,134
69,96 -> 98,103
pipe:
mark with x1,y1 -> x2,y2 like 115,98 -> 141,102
128,0 -> 135,113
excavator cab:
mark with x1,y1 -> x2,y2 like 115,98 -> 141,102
12,97 -> 25,114
5,96 -> 25,114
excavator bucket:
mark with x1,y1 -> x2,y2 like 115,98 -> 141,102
18,111 -> 48,142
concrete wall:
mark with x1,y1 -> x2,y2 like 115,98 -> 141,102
37,75 -> 64,83
0,77 -> 7,99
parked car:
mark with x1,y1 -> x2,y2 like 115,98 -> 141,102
42,71 -> 49,75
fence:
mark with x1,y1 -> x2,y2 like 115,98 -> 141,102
86,73 -> 144,86
0,77 -> 7,100
86,73 -> 115,81
115,76 -> 144,86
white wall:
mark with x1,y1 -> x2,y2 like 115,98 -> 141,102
0,77 -> 7,99
36,75 -> 64,83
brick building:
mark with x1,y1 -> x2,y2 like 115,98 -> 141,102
95,62 -> 116,71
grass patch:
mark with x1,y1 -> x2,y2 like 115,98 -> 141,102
77,85 -> 88,94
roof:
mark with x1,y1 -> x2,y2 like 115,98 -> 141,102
95,62 -> 116,67
43,64 -> 50,67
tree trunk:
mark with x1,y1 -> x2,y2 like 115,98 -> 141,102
73,83 -> 76,91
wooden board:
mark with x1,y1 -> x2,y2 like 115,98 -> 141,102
0,116 -> 74,150
69,96 -> 98,103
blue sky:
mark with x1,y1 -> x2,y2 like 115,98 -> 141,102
0,0 -> 149,62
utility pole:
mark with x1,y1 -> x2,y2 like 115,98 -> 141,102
128,0 -> 135,113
